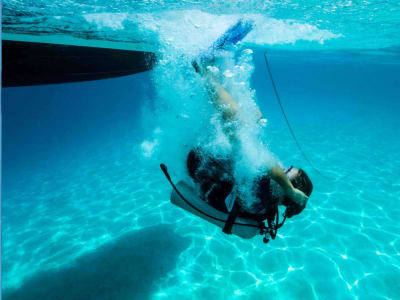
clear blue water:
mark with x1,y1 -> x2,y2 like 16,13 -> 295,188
2,3 -> 400,300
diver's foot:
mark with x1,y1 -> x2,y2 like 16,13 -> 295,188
192,56 -> 217,77
192,59 -> 210,77
192,59 -> 201,74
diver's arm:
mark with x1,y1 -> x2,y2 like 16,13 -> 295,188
268,166 -> 308,206
268,166 -> 294,195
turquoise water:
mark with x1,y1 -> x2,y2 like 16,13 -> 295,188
2,2 -> 400,300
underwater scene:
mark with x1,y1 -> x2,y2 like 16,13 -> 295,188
2,2 -> 400,299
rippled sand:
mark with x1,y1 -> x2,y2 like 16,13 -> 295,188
3,123 -> 400,300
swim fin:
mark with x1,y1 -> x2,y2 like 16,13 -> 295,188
212,19 -> 255,51
199,19 -> 254,63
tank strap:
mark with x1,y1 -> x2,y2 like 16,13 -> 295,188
222,202 -> 240,234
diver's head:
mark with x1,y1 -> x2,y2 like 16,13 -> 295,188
286,167 -> 313,197
283,167 -> 313,217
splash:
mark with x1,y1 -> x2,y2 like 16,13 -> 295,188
83,10 -> 341,51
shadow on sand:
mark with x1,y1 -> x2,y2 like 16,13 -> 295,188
3,225 -> 190,300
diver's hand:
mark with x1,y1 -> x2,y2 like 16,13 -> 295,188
289,188 -> 308,207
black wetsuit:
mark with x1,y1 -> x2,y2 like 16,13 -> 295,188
187,148 -> 277,221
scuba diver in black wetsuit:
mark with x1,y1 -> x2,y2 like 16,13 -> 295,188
159,20 -> 313,242
187,59 -> 313,224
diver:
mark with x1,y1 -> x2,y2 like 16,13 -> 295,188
187,58 -> 313,224
161,19 -> 313,242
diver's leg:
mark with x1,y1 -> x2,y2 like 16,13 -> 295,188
193,61 -> 239,120
193,60 -> 262,121
208,79 -> 239,121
